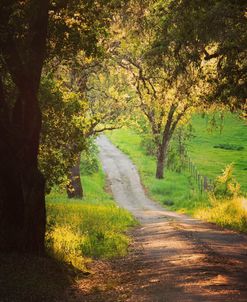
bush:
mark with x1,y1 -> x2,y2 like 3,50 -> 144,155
195,165 -> 247,233
167,126 -> 193,173
196,196 -> 247,232
140,135 -> 157,156
80,140 -> 99,175
214,143 -> 244,151
213,163 -> 241,198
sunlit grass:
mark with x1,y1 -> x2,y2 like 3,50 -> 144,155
195,197 -> 247,232
189,113 -> 247,191
46,165 -> 137,271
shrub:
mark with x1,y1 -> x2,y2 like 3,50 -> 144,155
196,196 -> 247,232
140,135 -> 157,156
213,163 -> 241,198
214,143 -> 244,151
80,140 -> 99,175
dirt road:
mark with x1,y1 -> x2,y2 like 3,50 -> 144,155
70,135 -> 247,302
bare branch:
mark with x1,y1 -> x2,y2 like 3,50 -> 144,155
93,125 -> 122,134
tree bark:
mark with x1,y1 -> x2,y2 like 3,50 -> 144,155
0,0 -> 49,254
0,92 -> 46,254
155,140 -> 169,179
154,105 -> 176,179
67,155 -> 83,199
0,127 -> 46,253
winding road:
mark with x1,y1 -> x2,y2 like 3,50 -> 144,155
74,135 -> 247,302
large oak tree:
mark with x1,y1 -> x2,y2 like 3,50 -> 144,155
0,0 -> 122,253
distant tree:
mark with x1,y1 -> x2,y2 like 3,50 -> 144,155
119,56 -> 200,178
67,61 -> 133,198
111,8 -> 202,179
39,75 -> 86,194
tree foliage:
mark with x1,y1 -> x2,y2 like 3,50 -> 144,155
149,0 -> 247,112
39,53 -> 132,193
39,75 -> 86,192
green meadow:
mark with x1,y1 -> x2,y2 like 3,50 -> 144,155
188,113 -> 247,192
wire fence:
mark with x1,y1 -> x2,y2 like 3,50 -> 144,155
183,150 -> 214,194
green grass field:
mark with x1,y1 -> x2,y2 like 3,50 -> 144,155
189,113 -> 247,192
107,113 -> 247,232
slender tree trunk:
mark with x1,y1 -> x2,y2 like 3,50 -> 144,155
155,141 -> 169,179
67,155 -> 83,199
154,104 -> 178,179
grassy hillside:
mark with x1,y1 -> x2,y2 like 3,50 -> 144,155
189,113 -> 247,192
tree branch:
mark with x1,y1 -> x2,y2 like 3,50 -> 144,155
28,0 -> 49,91
169,104 -> 191,137
204,49 -> 220,61
92,125 -> 122,134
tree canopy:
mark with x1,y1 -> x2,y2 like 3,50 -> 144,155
148,0 -> 247,112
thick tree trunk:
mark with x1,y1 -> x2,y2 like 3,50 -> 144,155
0,0 -> 48,254
0,97 -> 46,254
67,155 -> 83,199
0,137 -> 46,254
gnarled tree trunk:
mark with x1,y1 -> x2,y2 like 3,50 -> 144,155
0,0 -> 48,254
0,96 -> 46,253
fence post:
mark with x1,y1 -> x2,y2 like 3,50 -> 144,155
194,167 -> 197,181
185,152 -> 212,194
197,173 -> 200,184
208,178 -> 214,192
200,176 -> 203,194
204,176 -> 208,191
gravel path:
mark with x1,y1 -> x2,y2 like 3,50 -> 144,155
69,135 -> 247,302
